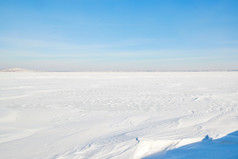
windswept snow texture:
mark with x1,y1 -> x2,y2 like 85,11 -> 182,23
0,72 -> 238,159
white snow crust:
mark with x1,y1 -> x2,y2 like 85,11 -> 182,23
0,72 -> 237,159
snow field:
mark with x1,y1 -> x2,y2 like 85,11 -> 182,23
0,72 -> 238,159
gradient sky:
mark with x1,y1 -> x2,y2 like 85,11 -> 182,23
0,0 -> 238,71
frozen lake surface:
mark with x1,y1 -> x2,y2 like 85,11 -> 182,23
0,72 -> 238,159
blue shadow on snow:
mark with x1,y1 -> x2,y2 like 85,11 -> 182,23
143,130 -> 238,159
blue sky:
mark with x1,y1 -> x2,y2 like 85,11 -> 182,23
0,0 -> 238,71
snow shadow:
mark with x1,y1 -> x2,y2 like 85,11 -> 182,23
143,131 -> 238,159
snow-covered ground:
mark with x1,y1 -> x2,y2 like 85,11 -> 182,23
0,72 -> 238,159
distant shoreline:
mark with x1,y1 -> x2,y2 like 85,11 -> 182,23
1,67 -> 238,72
